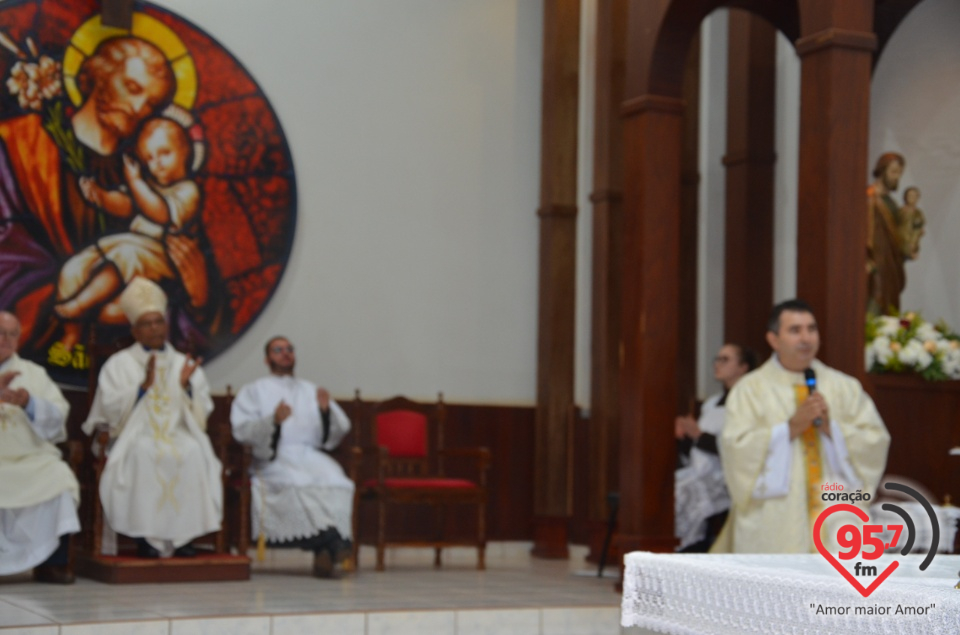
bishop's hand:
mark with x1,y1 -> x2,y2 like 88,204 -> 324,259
180,354 -> 202,388
141,355 -> 156,392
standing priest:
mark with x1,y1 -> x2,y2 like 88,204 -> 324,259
0,311 -> 79,583
715,299 -> 890,553
83,277 -> 222,558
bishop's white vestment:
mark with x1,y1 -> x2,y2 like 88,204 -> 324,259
0,354 -> 79,574
716,357 -> 889,553
231,375 -> 354,543
83,344 -> 222,555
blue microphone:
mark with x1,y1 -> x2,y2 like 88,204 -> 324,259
804,368 -> 821,427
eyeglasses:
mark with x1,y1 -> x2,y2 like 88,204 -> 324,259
713,355 -> 732,363
135,316 -> 166,329
0,330 -> 20,339
270,345 -> 294,354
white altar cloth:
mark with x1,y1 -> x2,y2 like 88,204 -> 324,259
622,552 -> 960,634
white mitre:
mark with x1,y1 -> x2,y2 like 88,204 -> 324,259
119,277 -> 167,325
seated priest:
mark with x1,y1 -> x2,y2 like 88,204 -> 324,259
230,336 -> 354,578
0,311 -> 80,583
715,299 -> 890,553
674,343 -> 756,552
83,277 -> 222,558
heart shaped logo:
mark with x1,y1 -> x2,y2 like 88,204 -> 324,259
813,503 -> 899,597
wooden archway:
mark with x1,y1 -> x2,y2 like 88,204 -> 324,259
616,0 -> 875,556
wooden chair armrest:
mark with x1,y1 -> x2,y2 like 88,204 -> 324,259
351,445 -> 389,457
223,444 -> 252,481
438,447 -> 489,457
91,428 -> 111,472
59,439 -> 84,469
438,447 -> 490,466
351,445 -> 388,484
438,447 -> 491,485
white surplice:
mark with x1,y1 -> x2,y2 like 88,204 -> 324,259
231,375 -> 354,542
0,354 -> 80,574
83,343 -> 222,556
715,357 -> 890,553
675,392 -> 730,550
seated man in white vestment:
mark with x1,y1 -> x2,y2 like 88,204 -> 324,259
231,336 -> 354,578
674,343 -> 755,552
715,299 -> 890,553
0,311 -> 80,583
82,278 -> 222,558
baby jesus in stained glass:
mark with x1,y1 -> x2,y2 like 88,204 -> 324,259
54,117 -> 200,326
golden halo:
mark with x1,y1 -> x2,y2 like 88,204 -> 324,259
62,12 -> 197,109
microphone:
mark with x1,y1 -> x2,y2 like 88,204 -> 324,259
804,368 -> 822,428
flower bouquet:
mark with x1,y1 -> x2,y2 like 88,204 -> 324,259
865,311 -> 960,381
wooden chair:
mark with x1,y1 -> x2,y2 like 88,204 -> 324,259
351,391 -> 490,571
80,331 -> 132,559
217,387 -> 253,556
76,333 -> 249,582
59,438 -> 85,578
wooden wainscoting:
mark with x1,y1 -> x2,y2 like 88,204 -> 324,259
66,392 -> 590,548
868,374 -> 960,502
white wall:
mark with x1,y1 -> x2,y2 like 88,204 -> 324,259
697,12 -> 800,397
575,0 -> 597,410
148,0 -> 544,403
773,31 -> 799,304
111,0 -> 951,409
696,10 -> 728,397
870,0 -> 960,329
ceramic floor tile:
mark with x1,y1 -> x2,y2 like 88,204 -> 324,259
367,610 -> 456,635
0,601 -> 53,628
456,608 -> 541,635
542,607 -> 623,635
60,620 -> 170,635
271,612 -> 365,635
0,543 -> 622,633
170,615 -> 269,635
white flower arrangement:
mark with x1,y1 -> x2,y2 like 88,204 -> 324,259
866,311 -> 960,380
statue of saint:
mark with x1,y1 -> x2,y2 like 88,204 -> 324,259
866,152 -> 924,316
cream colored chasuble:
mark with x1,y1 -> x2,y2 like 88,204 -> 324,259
715,357 -> 889,553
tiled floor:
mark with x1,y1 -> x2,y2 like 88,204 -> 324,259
0,543 -> 626,635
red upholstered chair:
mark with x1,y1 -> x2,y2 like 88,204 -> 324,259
352,392 -> 490,571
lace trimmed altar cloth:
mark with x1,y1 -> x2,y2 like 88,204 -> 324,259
621,552 -> 960,634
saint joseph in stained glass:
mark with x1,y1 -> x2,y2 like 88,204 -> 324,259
0,1 -> 296,386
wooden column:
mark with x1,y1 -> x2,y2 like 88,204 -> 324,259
614,0 -> 800,565
723,10 -> 776,356
585,0 -> 626,563
533,0 -> 580,559
618,94 -> 683,555
795,1 -> 875,376
677,33 -> 700,414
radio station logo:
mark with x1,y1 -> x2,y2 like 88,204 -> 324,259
813,482 -> 939,598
